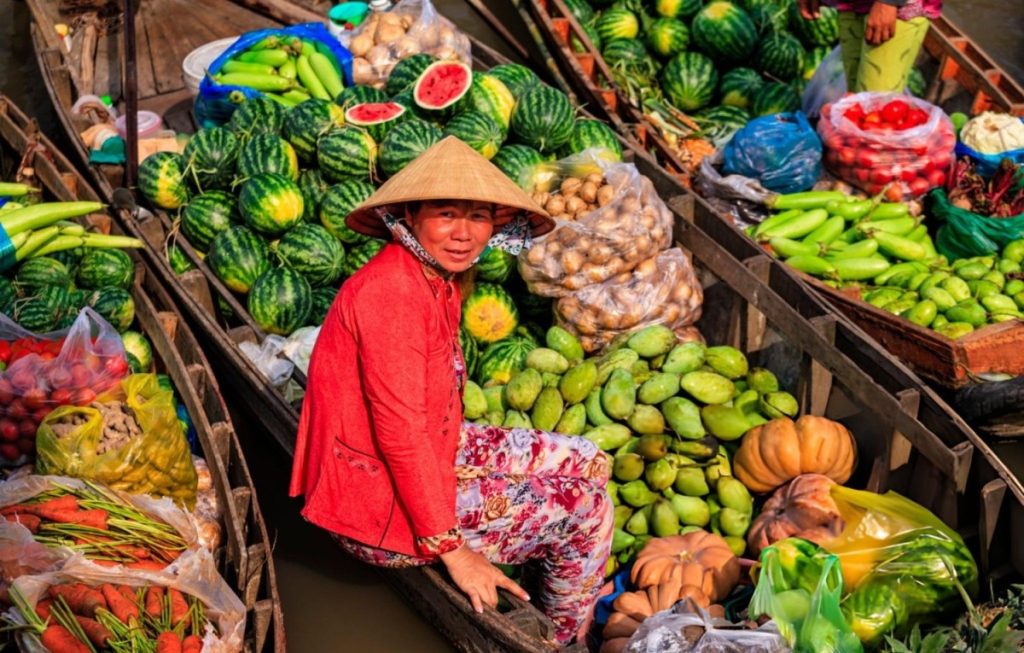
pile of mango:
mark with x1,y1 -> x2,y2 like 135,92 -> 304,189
462,324 -> 800,571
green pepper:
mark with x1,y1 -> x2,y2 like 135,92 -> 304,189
827,198 -> 874,222
752,209 -> 803,238
769,190 -> 848,211
863,202 -> 909,221
801,215 -> 846,245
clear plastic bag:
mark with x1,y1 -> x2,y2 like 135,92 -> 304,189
240,336 -> 294,388
4,549 -> 245,653
722,112 -> 823,195
518,154 -> 674,297
0,308 -> 129,467
282,326 -> 321,376
696,152 -> 776,228
555,248 -> 703,353
624,602 -> 789,653
818,93 -> 956,199
802,46 -> 846,121
35,374 -> 199,507
192,456 -> 223,551
340,0 -> 472,88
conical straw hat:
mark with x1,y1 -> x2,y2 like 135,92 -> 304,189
346,136 -> 553,239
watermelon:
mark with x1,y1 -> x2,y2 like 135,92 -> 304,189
345,102 -> 407,142
748,2 -> 790,35
488,63 -> 540,99
602,40 -> 649,69
309,286 -> 338,325
562,0 -> 595,23
559,119 -> 623,160
298,169 -> 330,223
341,238 -> 385,277
239,173 -> 304,237
662,52 -> 719,112
207,226 -> 271,294
237,134 -> 299,181
49,249 -> 84,273
386,54 -> 436,96
89,287 -> 135,332
413,61 -> 473,113
655,0 -> 702,19
0,278 -> 17,314
462,283 -> 519,344
16,299 -> 60,333
35,285 -> 72,316
320,180 -> 376,244
121,331 -> 153,371
464,74 -> 516,134
756,31 -> 805,80
907,67 -> 926,97
718,67 -> 765,110
276,223 -> 345,287
336,84 -> 389,109
476,335 -> 537,385
570,22 -> 603,54
390,89 -> 431,123
752,81 -> 802,116
282,99 -> 346,162
789,3 -> 838,47
76,249 -> 134,290
318,127 -> 378,182
227,96 -> 286,140
595,8 -> 640,43
458,325 -> 479,379
698,105 -> 751,145
182,127 -> 239,192
444,111 -> 503,160
491,145 -> 545,187
474,247 -> 516,284
691,1 -> 758,63
510,85 -> 575,153
182,190 -> 240,251
167,245 -> 195,276
15,257 -> 71,292
139,152 -> 190,210
803,45 -> 830,81
646,18 -> 690,59
378,118 -> 443,179
247,267 -> 312,335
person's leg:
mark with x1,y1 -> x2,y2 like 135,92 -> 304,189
854,16 -> 930,92
333,534 -> 430,568
456,422 -> 610,483
837,11 -> 867,90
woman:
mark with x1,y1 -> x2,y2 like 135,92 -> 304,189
800,0 -> 938,92
290,137 -> 613,644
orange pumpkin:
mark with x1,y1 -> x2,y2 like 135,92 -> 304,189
629,531 -> 740,602
746,474 -> 846,556
733,415 -> 857,493
601,591 -> 724,653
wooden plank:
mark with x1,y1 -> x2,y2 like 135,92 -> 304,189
228,0 -> 324,24
132,4 -> 158,100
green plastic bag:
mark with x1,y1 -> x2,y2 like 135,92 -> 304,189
750,538 -> 864,653
930,187 -> 1024,259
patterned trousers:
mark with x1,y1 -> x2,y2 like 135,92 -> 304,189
335,423 -> 614,644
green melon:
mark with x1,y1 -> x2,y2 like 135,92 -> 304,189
444,111 -> 504,160
88,287 -> 135,332
207,225 -> 271,294
474,248 -> 516,284
459,325 -> 479,379
563,0 -> 596,23
298,169 -> 330,223
748,2 -> 790,35
0,278 -> 17,315
239,173 -> 304,237
756,31 -> 805,80
248,267 -> 312,336
465,73 -> 517,134
662,52 -> 719,112
282,99 -> 346,162
227,96 -> 286,140
802,45 -> 830,81
317,127 -> 378,182
76,249 -> 134,290
276,223 -> 345,287
385,54 -> 436,96
487,63 -> 540,99
719,67 -> 765,110
320,180 -> 376,244
167,245 -> 195,276
509,85 -> 575,153
462,283 -> 519,344
907,67 -> 926,97
341,238 -> 385,277
655,0 -> 702,19
182,127 -> 240,192
121,331 -> 153,371
14,257 -> 71,292
646,17 -> 690,59
559,119 -> 623,160
570,22 -> 603,55
476,335 -> 537,385
236,133 -> 300,181
595,8 -> 640,43
336,84 -> 389,109
378,118 -> 443,179
139,152 -> 190,210
697,105 -> 751,145
788,3 -> 838,47
691,1 -> 758,63
309,286 -> 338,325
182,190 -> 240,251
16,299 -> 60,333
491,145 -> 546,187
602,40 -> 649,69
752,81 -> 802,116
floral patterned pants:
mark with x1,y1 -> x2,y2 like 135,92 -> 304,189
335,423 -> 614,644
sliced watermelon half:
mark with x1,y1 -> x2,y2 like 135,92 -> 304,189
413,61 -> 473,111
345,102 -> 407,126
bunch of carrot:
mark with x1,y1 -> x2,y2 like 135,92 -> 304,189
6,580 -> 212,653
1,482 -> 187,566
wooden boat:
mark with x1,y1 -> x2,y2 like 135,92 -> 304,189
0,95 -> 285,653
24,1 -> 1024,649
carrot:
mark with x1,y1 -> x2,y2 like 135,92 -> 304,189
74,615 -> 112,648
127,560 -> 166,571
156,631 -> 183,653
113,544 -> 151,560
91,559 -> 117,568
99,583 -> 138,622
38,508 -> 109,530
36,598 -> 53,620
39,623 -> 90,653
182,634 -> 203,653
3,512 -> 41,532
117,585 -> 139,611
145,586 -> 165,619
1,495 -> 79,516
168,588 -> 190,627
48,584 -> 106,617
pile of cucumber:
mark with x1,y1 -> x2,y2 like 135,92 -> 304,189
214,34 -> 344,107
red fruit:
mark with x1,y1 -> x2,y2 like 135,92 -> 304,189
900,168 -> 918,183
43,340 -> 62,356
930,151 -> 953,171
83,354 -> 102,373
47,366 -> 72,390
33,408 -> 50,424
862,111 -> 883,128
0,341 -> 11,363
23,388 -> 46,411
0,380 -> 13,405
843,105 -> 865,124
9,369 -> 35,392
71,388 -> 96,405
18,420 -> 36,438
881,100 -> 909,124
49,388 -> 72,406
927,168 -> 947,188
870,168 -> 895,184
7,401 -> 27,421
0,444 -> 19,461
885,185 -> 905,202
838,147 -> 857,166
70,365 -> 92,390
906,108 -> 929,127
104,356 -> 128,378
857,150 -> 881,168
855,168 -> 871,183
0,420 -> 18,442
909,177 -> 931,196
17,437 -> 34,454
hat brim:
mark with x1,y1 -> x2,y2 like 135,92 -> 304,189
346,202 -> 554,240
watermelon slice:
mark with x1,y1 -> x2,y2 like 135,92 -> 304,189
345,102 -> 406,125
413,61 -> 472,111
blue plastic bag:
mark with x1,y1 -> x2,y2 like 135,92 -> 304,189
195,23 -> 353,128
955,118 -> 1024,177
722,112 -> 823,194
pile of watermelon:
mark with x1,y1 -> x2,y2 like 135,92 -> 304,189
139,55 -> 622,339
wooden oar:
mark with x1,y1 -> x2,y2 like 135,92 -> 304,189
507,0 -> 577,101
122,0 -> 138,189
463,0 -> 531,61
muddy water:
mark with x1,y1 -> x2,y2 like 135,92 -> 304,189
0,0 -> 1020,651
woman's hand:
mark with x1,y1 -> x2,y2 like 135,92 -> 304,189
865,1 -> 898,45
798,0 -> 820,20
440,545 -> 530,614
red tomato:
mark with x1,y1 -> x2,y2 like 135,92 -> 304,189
857,150 -> 880,168
9,369 -> 35,393
843,105 -> 865,124
870,168 -> 895,184
18,419 -> 36,438
47,366 -> 72,390
7,401 -> 26,421
43,339 -> 62,356
49,388 -> 72,406
70,364 -> 93,389
838,147 -> 857,166
906,108 -> 929,127
104,356 -> 128,378
856,168 -> 871,183
72,388 -> 97,405
23,388 -> 46,411
927,168 -> 947,188
0,419 -> 18,442
83,354 -> 102,373
0,444 -> 19,461
0,341 -> 11,363
0,379 -> 13,405
930,150 -> 953,171
32,408 -> 50,424
881,100 -> 909,125
900,168 -> 918,183
16,437 -> 34,454
862,112 -> 883,129
909,177 -> 932,196
885,185 -> 905,202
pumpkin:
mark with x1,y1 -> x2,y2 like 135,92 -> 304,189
601,588 -> 723,653
746,474 -> 846,556
630,531 -> 740,602
733,415 -> 857,493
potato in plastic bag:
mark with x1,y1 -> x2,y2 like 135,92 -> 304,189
35,374 -> 198,507
624,601 -> 788,653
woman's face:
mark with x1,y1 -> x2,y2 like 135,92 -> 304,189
407,200 -> 495,272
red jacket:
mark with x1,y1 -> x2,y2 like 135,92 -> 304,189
289,243 -> 464,556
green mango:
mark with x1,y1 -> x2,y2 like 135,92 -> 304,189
674,466 -> 710,496
724,535 -> 746,557
719,507 -> 751,537
615,437 -> 640,456
983,270 -> 1006,289
946,299 -> 988,327
998,259 -> 1021,275
1003,239 -> 1024,263
680,371 -> 735,405
650,498 -> 681,537
613,505 -> 633,529
611,528 -> 636,553
545,326 -> 584,362
704,346 -> 749,379
613,453 -> 645,482
1015,290 -> 1024,310
483,385 -> 506,413
462,380 -> 487,419
970,279 -> 1001,299
503,410 -> 532,429
596,348 -> 640,385
636,434 -> 670,461
608,480 -> 620,506
526,347 -> 570,374
530,387 -> 564,431
956,261 -> 989,280
485,410 -> 505,426
940,276 -> 971,302
541,372 -> 561,389
559,360 -> 597,405
704,452 -> 732,489
649,353 -> 667,371
981,294 -> 1018,314
661,341 -> 706,375
505,368 -> 543,411
624,508 -> 649,534
630,359 -> 651,379
661,396 -> 705,439
746,367 -> 780,393
620,480 -> 659,509
936,321 -> 975,339
637,372 -> 681,405
555,403 -> 587,435
759,391 -> 799,418
670,436 -> 718,461
733,379 -> 749,394
932,314 -> 949,329
627,404 -> 666,434
716,476 -> 753,513
601,368 -> 637,420
700,404 -> 752,441
918,271 -> 950,294
644,458 -> 676,491
679,525 -> 704,536
627,324 -> 676,358
583,424 -> 632,450
733,389 -> 760,415
1005,279 -> 1024,296
584,387 -> 613,426
670,495 -> 710,526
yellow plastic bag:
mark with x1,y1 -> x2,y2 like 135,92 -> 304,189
34,374 -> 197,506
